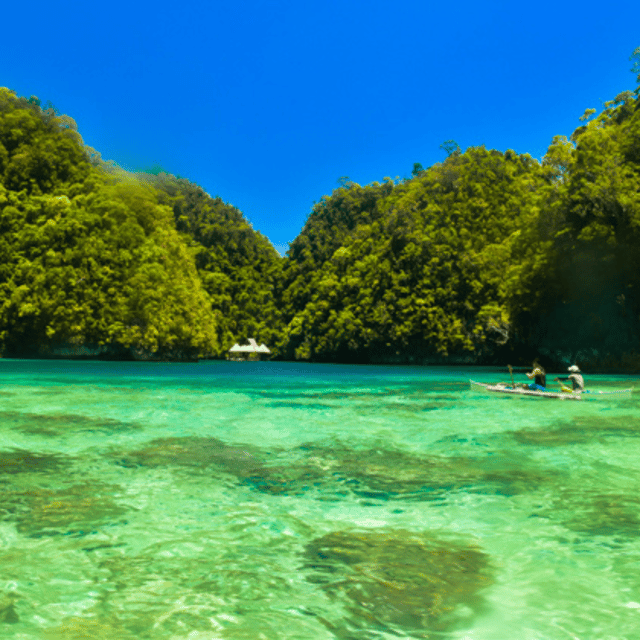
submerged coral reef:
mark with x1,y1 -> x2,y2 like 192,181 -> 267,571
303,529 -> 493,638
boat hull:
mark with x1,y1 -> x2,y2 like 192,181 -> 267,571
470,380 -> 583,400
470,380 -> 633,399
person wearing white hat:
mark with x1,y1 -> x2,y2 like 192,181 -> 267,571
554,365 -> 585,392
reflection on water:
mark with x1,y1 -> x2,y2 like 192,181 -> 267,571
0,360 -> 639,639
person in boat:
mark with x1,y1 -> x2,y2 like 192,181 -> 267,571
554,365 -> 585,392
524,359 -> 546,391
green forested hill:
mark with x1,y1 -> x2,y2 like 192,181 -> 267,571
0,88 -> 280,360
147,173 -> 283,351
278,148 -> 547,362
507,89 -> 640,368
276,85 -> 640,368
1,75 -> 639,368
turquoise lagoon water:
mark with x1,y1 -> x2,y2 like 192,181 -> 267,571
0,359 -> 639,640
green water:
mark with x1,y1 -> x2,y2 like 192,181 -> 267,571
0,360 -> 639,639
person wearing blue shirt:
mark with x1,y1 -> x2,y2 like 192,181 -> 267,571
525,359 -> 546,391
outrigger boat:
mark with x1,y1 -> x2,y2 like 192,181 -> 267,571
470,380 -> 633,400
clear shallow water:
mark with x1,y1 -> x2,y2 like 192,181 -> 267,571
0,360 -> 639,639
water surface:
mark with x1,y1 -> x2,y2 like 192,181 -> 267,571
0,360 -> 638,639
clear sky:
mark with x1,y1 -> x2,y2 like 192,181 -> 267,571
3,1 -> 638,255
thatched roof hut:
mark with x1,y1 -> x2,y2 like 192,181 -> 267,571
228,338 -> 271,359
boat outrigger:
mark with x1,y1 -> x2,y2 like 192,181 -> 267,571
470,380 -> 634,400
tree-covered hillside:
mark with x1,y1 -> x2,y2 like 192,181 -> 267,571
278,148 -> 547,362
1,59 -> 639,368
0,88 -> 281,360
147,173 -> 283,351
276,77 -> 640,368
506,88 -> 640,368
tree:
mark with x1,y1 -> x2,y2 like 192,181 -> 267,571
440,139 -> 461,157
411,162 -> 424,177
630,46 -> 640,84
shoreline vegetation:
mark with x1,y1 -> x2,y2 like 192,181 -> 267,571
1,53 -> 639,371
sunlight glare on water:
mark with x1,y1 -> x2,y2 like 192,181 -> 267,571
0,360 -> 639,639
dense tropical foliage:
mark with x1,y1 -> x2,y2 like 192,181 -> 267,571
506,88 -> 640,368
0,90 -> 219,359
276,64 -> 640,368
0,52 -> 639,367
147,173 -> 283,352
278,149 -> 545,362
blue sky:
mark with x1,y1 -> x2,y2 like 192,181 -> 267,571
3,1 -> 638,255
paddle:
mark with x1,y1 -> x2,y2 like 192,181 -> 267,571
553,376 -> 572,393
507,364 -> 516,389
